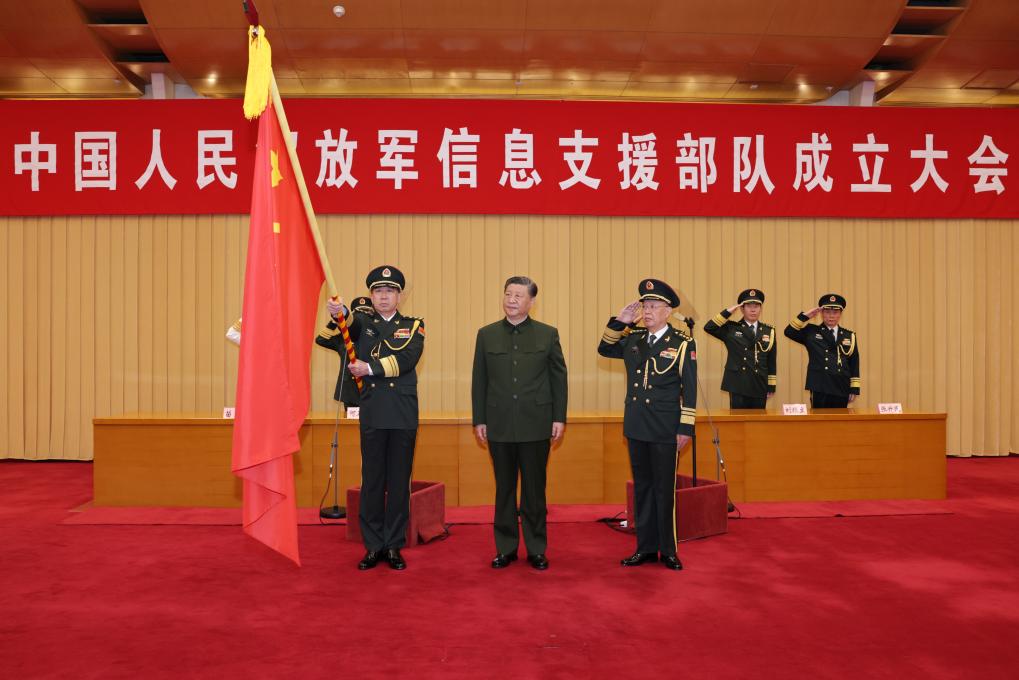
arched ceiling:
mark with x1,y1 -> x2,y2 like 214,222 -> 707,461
0,0 -> 1016,106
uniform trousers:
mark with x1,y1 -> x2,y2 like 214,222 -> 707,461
489,440 -> 550,556
359,427 -> 417,551
627,438 -> 679,556
729,393 -> 767,409
811,392 -> 849,409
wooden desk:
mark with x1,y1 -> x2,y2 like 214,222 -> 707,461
93,409 -> 946,507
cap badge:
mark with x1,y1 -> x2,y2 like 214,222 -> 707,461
382,267 -> 392,277
645,281 -> 654,290
829,295 -> 836,302
749,290 -> 757,296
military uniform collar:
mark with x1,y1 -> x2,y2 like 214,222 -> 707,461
375,310 -> 402,324
502,316 -> 532,331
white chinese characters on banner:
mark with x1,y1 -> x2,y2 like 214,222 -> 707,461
618,132 -> 659,191
794,132 -> 833,192
499,128 -> 541,189
851,133 -> 891,193
196,130 -> 237,189
910,134 -> 949,193
377,130 -> 418,189
75,132 -> 117,191
437,127 -> 480,189
135,129 -> 177,190
733,135 -> 775,194
675,133 -> 716,193
968,135 -> 1008,195
14,131 -> 57,192
315,128 -> 358,189
559,130 -> 600,190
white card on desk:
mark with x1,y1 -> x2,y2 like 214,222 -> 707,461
877,403 -> 903,414
222,407 -> 235,419
346,407 -> 360,420
782,403 -> 808,416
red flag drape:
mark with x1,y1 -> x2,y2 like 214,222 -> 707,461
231,103 -> 325,565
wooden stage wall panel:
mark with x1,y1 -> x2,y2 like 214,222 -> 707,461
93,411 -> 947,507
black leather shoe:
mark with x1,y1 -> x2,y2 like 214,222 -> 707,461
386,549 -> 406,570
661,554 -> 684,571
491,553 -> 518,569
620,552 -> 659,567
527,554 -> 549,570
358,550 -> 382,570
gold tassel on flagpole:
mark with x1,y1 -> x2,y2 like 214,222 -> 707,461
243,25 -> 272,120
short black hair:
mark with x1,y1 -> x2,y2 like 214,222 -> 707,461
504,276 -> 538,298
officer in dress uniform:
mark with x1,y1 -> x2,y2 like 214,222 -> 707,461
316,296 -> 374,407
703,288 -> 777,409
784,293 -> 860,409
597,279 -> 696,571
326,267 -> 425,571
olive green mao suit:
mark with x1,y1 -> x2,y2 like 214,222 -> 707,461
472,317 -> 568,557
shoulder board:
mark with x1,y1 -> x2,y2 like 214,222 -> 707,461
675,328 -> 692,340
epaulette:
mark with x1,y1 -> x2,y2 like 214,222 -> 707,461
675,327 -> 692,341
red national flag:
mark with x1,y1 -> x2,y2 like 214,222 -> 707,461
231,102 -> 324,564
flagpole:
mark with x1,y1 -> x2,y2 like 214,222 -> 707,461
267,72 -> 363,393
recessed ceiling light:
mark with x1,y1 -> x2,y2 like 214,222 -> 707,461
332,5 -> 345,18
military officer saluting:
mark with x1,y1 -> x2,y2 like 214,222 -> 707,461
784,293 -> 860,409
326,266 -> 425,571
704,288 -> 776,409
316,295 -> 374,407
598,279 -> 696,571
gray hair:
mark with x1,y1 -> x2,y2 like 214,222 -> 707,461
504,276 -> 538,298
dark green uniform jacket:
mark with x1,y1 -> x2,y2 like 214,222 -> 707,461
346,310 -> 425,429
703,309 -> 777,398
597,318 -> 697,442
472,317 -> 568,443
784,314 -> 860,397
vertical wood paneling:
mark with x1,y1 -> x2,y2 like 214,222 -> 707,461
1,216 -> 1017,459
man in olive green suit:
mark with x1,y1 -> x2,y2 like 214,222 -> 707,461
472,276 -> 568,570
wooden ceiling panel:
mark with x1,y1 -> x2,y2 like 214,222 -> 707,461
629,62 -> 742,84
882,87 -> 997,106
0,30 -> 15,57
273,0 -> 400,30
154,29 -> 247,77
409,77 -> 517,96
0,77 -> 64,95
281,29 -> 404,58
523,30 -> 643,63
52,76 -> 140,95
1,26 -> 104,59
640,33 -> 761,63
0,0 -> 86,29
648,0 -> 778,35
0,57 -> 45,78
300,77 -> 411,95
517,79 -> 627,97
985,92 -> 1019,105
950,0 -> 1019,40
29,58 -> 122,80
765,0 -> 903,39
408,59 -> 521,81
906,68 -> 983,90
783,64 -> 861,89
927,40 -> 1019,70
405,29 -> 525,61
621,80 -> 734,99
754,36 -> 882,67
292,57 -> 409,80
89,24 -> 163,54
966,69 -> 1019,90
517,60 -> 632,82
401,0 -> 526,31
739,63 -> 793,84
725,82 -> 828,101
525,0 -> 657,32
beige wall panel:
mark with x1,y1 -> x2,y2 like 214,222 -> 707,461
1,216 -> 1018,460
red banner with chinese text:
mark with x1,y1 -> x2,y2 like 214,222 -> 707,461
2,98 -> 1016,218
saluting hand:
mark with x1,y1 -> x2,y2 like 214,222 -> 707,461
727,304 -> 741,315
805,306 -> 821,319
617,300 -> 641,324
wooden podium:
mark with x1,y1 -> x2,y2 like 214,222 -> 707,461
93,409 -> 946,507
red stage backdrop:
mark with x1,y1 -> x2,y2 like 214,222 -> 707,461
2,99 -> 1016,218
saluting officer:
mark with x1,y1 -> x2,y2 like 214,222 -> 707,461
597,279 -> 696,571
784,293 -> 860,409
316,295 -> 374,407
472,276 -> 568,571
326,266 -> 425,571
703,288 -> 777,409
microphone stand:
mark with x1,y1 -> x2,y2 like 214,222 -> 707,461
683,316 -> 736,513
320,360 -> 349,520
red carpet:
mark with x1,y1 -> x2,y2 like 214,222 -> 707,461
3,458 -> 1019,679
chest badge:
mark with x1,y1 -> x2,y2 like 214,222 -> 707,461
659,348 -> 678,359
393,328 -> 411,340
